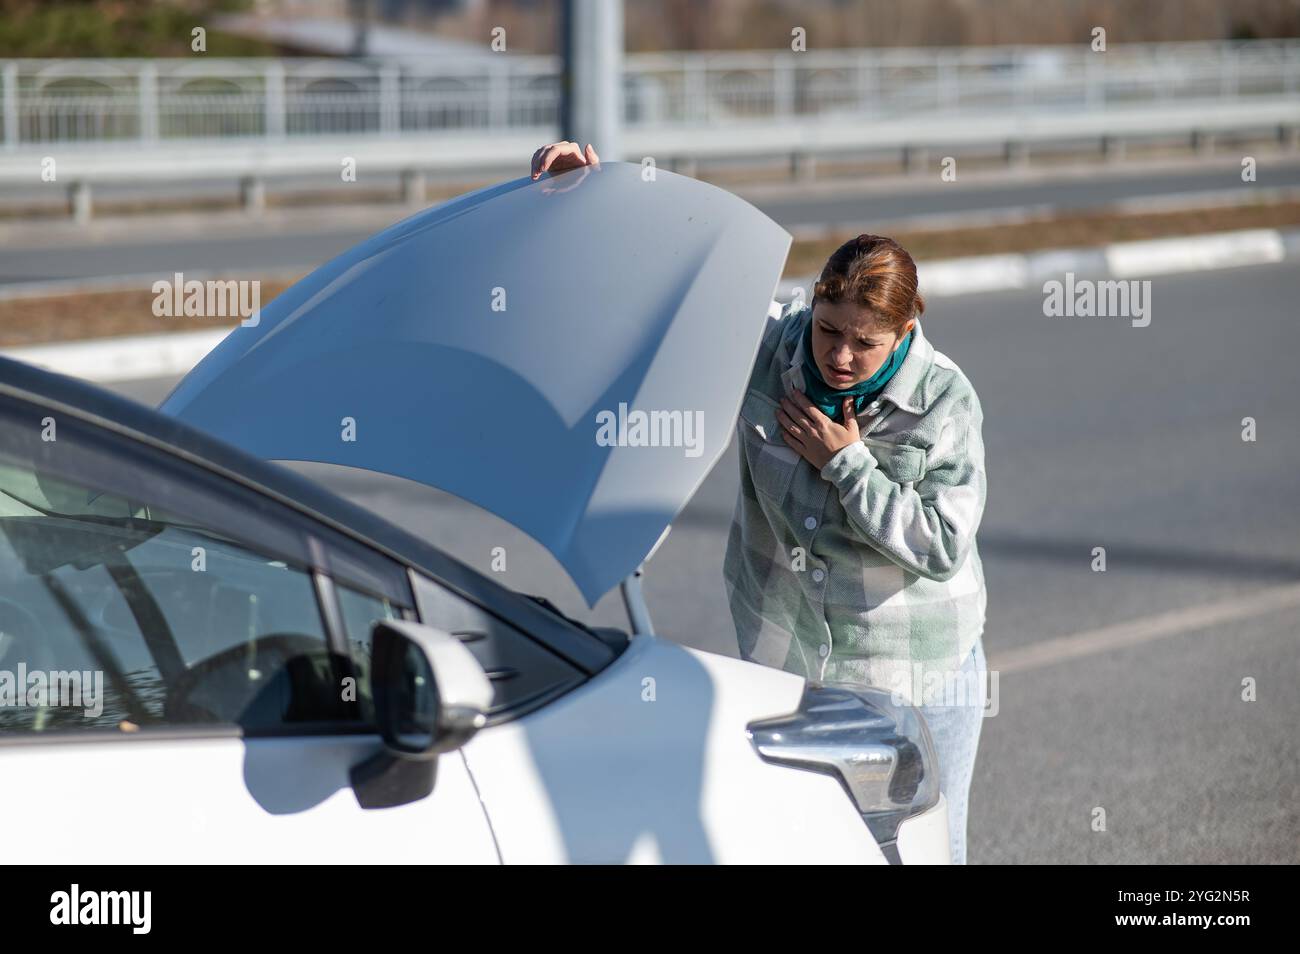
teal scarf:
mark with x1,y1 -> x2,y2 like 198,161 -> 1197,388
800,312 -> 912,423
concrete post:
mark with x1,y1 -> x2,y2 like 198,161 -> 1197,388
240,176 -> 265,214
69,181 -> 92,224
561,0 -> 623,159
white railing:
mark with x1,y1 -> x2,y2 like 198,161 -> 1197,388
1,41 -> 1297,147
2,42 -> 1298,222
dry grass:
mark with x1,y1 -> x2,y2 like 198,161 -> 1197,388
0,278 -> 300,348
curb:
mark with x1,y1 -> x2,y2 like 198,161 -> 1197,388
2,226 -> 1297,385
2,329 -> 229,384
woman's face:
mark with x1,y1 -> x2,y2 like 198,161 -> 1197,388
810,300 -> 914,390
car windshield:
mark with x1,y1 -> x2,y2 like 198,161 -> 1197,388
273,458 -> 620,639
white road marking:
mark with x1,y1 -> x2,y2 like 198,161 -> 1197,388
988,582 -> 1300,675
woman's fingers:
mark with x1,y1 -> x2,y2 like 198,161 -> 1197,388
788,389 -> 828,422
531,143 -> 565,178
531,141 -> 582,178
777,404 -> 809,436
531,141 -> 599,179
534,142 -> 574,177
779,398 -> 814,431
776,405 -> 796,433
532,144 -> 560,178
841,397 -> 859,434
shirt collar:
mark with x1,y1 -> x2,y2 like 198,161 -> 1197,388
780,306 -> 936,416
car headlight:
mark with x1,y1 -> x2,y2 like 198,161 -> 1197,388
746,682 -> 941,851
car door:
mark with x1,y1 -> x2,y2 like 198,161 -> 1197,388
0,391 -> 498,863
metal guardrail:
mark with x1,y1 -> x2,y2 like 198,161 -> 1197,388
3,42 -> 1298,144
1,41 -> 1297,220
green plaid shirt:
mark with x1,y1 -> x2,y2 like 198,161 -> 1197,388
723,300 -> 987,703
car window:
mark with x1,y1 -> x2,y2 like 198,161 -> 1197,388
335,582 -> 402,724
410,571 -> 585,721
0,400 -> 386,736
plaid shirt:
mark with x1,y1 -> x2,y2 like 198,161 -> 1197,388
723,300 -> 987,703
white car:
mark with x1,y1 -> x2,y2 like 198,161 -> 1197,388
0,161 -> 949,863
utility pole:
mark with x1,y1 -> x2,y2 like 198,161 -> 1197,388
560,0 -> 623,160
348,0 -> 371,58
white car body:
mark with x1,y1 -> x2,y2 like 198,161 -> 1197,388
0,162 -> 950,864
0,631 -> 947,864
459,632 -> 948,864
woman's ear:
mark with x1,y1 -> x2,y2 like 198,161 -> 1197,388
894,319 -> 916,348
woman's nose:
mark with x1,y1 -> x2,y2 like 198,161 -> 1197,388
832,345 -> 854,367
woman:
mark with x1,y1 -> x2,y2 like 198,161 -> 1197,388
532,143 -> 989,865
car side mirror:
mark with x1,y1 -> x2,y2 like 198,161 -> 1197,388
349,620 -> 493,809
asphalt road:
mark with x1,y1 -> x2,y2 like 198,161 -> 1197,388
108,259 -> 1300,864
5,157 -> 1299,285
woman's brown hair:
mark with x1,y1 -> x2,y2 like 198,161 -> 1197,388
811,234 -> 925,336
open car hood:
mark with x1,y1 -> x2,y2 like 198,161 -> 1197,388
160,161 -> 791,606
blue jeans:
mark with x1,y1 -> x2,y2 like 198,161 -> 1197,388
915,638 -> 987,865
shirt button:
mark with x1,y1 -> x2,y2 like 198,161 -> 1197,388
804,516 -> 817,530
818,643 -> 829,658
867,401 -> 882,416
811,568 -> 825,582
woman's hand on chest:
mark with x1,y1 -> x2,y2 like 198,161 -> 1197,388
776,390 -> 861,471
